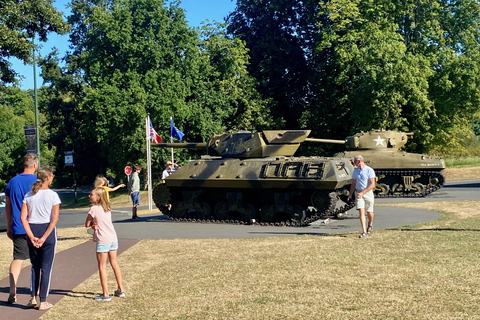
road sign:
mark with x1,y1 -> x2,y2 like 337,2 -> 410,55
124,166 -> 132,175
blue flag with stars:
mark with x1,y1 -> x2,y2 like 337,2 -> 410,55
170,119 -> 185,141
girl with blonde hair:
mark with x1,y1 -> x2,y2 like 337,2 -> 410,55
93,174 -> 125,203
85,187 -> 124,301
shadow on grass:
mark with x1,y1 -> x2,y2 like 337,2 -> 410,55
57,236 -> 86,241
50,289 -> 97,298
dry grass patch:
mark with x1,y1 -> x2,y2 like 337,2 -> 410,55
42,212 -> 480,319
443,166 -> 480,181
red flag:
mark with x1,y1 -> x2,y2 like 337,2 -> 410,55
149,117 -> 162,143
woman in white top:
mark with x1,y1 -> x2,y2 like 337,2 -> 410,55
20,167 -> 61,310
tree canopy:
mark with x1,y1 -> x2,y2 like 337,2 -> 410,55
228,0 -> 480,152
0,0 -> 68,188
0,0 -> 69,85
40,0 -> 272,183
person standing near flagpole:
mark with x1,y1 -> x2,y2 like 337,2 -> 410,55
128,164 -> 142,220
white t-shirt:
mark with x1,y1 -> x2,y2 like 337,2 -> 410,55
23,189 -> 61,224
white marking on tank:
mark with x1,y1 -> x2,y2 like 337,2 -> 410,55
373,135 -> 386,146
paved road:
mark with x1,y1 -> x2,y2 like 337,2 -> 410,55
1,179 -> 478,239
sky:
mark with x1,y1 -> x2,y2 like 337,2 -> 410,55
11,0 -> 237,90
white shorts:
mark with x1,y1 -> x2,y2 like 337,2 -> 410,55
355,190 -> 374,212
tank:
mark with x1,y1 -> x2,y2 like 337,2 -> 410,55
152,130 -> 355,226
308,129 -> 445,197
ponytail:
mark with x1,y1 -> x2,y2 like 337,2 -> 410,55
31,167 -> 54,195
31,180 -> 42,195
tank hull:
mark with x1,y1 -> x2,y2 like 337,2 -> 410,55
153,157 -> 355,226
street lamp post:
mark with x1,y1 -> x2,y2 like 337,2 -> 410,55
33,37 -> 41,167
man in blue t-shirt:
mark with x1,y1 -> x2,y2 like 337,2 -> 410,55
348,155 -> 376,238
5,153 -> 38,304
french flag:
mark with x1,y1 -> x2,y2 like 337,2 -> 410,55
148,117 -> 162,143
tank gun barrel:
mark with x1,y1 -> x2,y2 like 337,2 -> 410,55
152,142 -> 207,149
305,137 -> 346,144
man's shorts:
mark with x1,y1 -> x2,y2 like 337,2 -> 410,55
96,241 -> 118,253
355,190 -> 375,212
12,234 -> 29,260
131,191 -> 140,206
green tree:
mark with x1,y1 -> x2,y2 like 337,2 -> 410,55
41,0 -> 272,182
315,0 -> 480,152
227,0 -> 321,128
228,0 -> 480,153
0,0 -> 69,188
0,0 -> 69,85
0,100 -> 25,189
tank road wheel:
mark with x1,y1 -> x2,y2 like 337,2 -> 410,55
411,183 -> 425,196
311,191 -> 336,215
190,202 -> 211,220
260,205 -> 277,224
170,201 -> 188,219
240,204 -> 256,223
152,184 -> 171,211
214,202 -> 229,221
311,191 -> 329,210
375,183 -> 390,196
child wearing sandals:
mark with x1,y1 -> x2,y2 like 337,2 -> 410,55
85,187 -> 125,301
20,167 -> 61,310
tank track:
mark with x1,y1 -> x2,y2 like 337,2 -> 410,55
374,170 -> 445,198
152,184 -> 355,227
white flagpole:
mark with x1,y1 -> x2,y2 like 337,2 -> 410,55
146,116 -> 153,211
170,116 -> 174,163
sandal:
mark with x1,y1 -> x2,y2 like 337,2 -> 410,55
367,225 -> 373,234
38,301 -> 53,310
359,232 -> 368,238
26,298 -> 37,308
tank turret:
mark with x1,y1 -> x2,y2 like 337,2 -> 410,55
310,129 -> 445,197
153,130 -> 312,158
152,130 -> 355,226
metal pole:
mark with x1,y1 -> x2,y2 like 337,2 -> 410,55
170,116 -> 174,163
33,37 -> 41,167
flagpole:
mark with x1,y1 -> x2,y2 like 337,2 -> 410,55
170,116 -> 174,163
146,116 -> 153,211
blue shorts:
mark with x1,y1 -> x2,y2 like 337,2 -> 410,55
131,191 -> 140,206
96,241 -> 118,253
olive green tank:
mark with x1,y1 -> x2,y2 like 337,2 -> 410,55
152,130 -> 355,226
310,129 -> 445,197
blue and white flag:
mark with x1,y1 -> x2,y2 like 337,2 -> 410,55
170,119 -> 185,141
